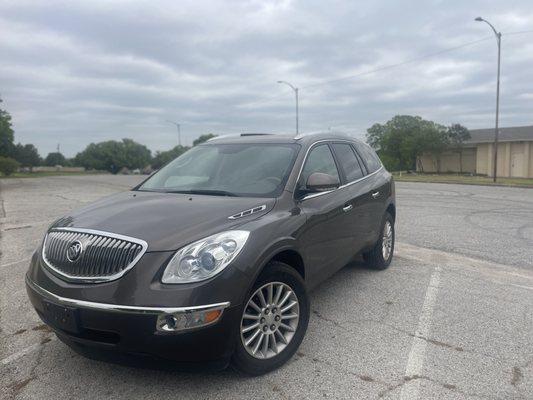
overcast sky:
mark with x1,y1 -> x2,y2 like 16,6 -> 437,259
1,0 -> 532,157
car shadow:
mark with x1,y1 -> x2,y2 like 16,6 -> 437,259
60,254 -> 383,380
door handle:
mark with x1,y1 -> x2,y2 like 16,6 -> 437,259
371,191 -> 380,199
342,204 -> 353,212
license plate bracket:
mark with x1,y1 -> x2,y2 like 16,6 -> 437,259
41,300 -> 79,333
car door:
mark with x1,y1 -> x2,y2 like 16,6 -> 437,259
296,143 -> 354,286
330,142 -> 369,254
352,142 -> 388,245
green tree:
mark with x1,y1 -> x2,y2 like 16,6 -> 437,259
0,157 -> 19,176
447,124 -> 471,173
74,139 -> 151,173
14,143 -> 41,171
193,134 -> 216,146
418,125 -> 450,173
0,98 -> 15,157
152,145 -> 189,170
44,152 -> 67,166
121,138 -> 152,169
366,123 -> 386,150
366,115 -> 448,172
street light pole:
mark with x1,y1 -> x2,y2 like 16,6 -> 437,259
475,17 -> 501,182
277,81 -> 299,134
166,120 -> 182,146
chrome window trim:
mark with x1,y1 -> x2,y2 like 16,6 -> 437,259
26,275 -> 230,315
293,139 -> 383,201
338,166 -> 383,189
41,227 -> 148,283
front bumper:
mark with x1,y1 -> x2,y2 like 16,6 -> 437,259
26,275 -> 241,365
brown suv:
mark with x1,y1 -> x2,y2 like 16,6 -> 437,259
26,132 -> 395,374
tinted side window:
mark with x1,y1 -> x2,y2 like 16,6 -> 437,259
354,142 -> 382,173
351,145 -> 368,174
300,144 -> 340,187
331,143 -> 364,182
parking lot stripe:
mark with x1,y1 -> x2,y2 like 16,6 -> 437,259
510,283 -> 533,291
399,265 -> 442,400
0,257 -> 31,268
1,337 -> 56,366
1,343 -> 41,366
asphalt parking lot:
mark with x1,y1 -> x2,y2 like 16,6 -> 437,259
1,176 -> 532,399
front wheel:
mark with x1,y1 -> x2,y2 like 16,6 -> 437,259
363,212 -> 395,270
231,261 -> 309,375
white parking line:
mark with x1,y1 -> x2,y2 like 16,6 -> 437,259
1,343 -> 41,366
1,336 -> 57,366
3,343 -> 37,366
0,257 -> 31,268
510,283 -> 533,291
399,265 -> 442,400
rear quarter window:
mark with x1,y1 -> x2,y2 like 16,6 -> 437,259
353,142 -> 382,173
331,143 -> 364,182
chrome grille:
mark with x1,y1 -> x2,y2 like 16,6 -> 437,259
42,228 -> 148,282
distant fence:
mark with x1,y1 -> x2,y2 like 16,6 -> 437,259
29,166 -> 86,173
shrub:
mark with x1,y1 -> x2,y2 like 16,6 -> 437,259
0,156 -> 20,176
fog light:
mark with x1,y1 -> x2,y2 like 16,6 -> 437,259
156,308 -> 224,333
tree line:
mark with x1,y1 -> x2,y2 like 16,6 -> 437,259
0,98 -> 215,175
366,115 -> 471,173
1,98 -> 471,176
72,134 -> 215,173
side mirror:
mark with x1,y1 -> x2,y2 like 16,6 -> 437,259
305,172 -> 340,193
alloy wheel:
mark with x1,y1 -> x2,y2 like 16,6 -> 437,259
382,220 -> 393,260
240,282 -> 300,359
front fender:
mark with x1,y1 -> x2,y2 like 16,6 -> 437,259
233,211 -> 307,306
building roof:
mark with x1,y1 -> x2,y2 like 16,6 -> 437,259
466,125 -> 533,144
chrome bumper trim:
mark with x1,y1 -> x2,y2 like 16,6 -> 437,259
25,275 -> 230,315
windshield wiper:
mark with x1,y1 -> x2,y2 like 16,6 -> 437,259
167,189 -> 239,197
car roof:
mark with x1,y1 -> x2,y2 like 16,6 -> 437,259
204,132 -> 364,146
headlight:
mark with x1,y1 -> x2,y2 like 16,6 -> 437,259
161,230 -> 249,283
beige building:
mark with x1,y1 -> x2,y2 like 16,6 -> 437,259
418,125 -> 533,178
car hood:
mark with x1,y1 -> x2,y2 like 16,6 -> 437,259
50,191 -> 276,251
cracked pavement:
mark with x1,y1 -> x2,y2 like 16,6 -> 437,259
1,176 -> 532,399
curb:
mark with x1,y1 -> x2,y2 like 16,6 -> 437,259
393,178 -> 533,189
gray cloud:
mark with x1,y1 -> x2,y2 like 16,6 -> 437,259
0,0 -> 532,156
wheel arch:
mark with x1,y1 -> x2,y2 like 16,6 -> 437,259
386,202 -> 396,221
241,239 -> 306,306
270,249 -> 305,280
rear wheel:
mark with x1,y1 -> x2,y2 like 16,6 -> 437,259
232,261 -> 309,375
363,212 -> 395,270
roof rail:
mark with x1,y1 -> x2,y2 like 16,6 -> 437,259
207,133 -> 275,142
206,134 -> 238,142
294,130 -> 353,140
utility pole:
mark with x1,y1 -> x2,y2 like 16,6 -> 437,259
277,81 -> 299,134
475,17 -> 501,182
166,120 -> 182,146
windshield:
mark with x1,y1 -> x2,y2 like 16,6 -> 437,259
138,143 -> 300,197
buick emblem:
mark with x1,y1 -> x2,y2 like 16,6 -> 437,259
67,240 -> 83,262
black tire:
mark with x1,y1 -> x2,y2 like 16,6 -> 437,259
363,212 -> 395,270
231,261 -> 310,375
